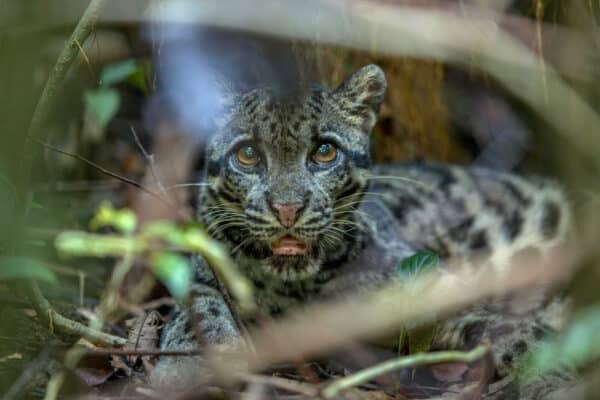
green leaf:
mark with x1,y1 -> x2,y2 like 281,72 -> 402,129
150,252 -> 192,301
127,60 -> 151,95
526,307 -> 600,378
89,202 -> 137,234
100,59 -> 138,87
0,256 -> 57,284
84,88 -> 120,128
397,251 -> 440,280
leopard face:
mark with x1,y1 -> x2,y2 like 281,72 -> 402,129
199,65 -> 387,281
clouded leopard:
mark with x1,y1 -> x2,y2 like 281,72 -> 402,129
151,65 -> 571,398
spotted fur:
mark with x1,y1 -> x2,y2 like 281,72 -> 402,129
152,65 -> 572,397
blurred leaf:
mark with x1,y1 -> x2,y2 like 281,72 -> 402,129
84,88 -> 120,128
55,231 -> 139,257
398,322 -> 438,355
0,256 -> 57,284
526,308 -> 600,378
408,323 -> 437,354
150,252 -> 192,301
397,251 -> 439,280
127,60 -> 151,95
100,59 -> 138,87
90,202 -> 136,234
525,308 -> 600,380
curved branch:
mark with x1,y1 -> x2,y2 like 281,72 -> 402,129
321,344 -> 490,398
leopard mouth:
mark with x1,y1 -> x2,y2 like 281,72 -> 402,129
270,235 -> 308,256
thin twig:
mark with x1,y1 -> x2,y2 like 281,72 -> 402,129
31,138 -> 173,209
130,125 -> 169,198
321,345 -> 489,398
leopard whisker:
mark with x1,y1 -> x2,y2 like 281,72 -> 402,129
367,174 -> 432,190
166,182 -> 211,191
334,191 -> 388,203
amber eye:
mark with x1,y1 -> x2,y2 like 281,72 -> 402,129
313,142 -> 337,164
236,144 -> 260,168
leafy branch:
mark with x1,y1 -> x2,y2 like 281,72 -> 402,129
56,203 -> 255,313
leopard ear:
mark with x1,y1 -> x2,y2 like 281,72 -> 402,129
333,64 -> 387,131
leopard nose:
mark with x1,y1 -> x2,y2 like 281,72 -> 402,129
271,202 -> 305,227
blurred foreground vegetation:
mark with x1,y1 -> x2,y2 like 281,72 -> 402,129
2,1 -> 600,399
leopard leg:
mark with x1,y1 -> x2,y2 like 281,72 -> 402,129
150,257 -> 243,388
434,294 -> 575,399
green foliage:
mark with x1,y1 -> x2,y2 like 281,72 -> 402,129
150,252 -> 192,300
127,60 -> 151,95
396,251 -> 440,354
84,58 -> 151,129
0,256 -> 57,284
526,307 -> 600,378
397,251 -> 440,281
89,202 -> 137,234
99,58 -> 150,95
84,88 -> 120,128
99,59 -> 138,87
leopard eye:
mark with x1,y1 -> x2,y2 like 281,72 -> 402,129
236,144 -> 260,168
313,142 -> 337,164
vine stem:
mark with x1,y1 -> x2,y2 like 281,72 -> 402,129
19,0 -> 107,192
20,0 -> 112,351
13,2 -> 114,399
321,344 -> 489,398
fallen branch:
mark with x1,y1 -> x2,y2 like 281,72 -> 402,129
25,282 -> 126,347
320,344 -> 489,398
